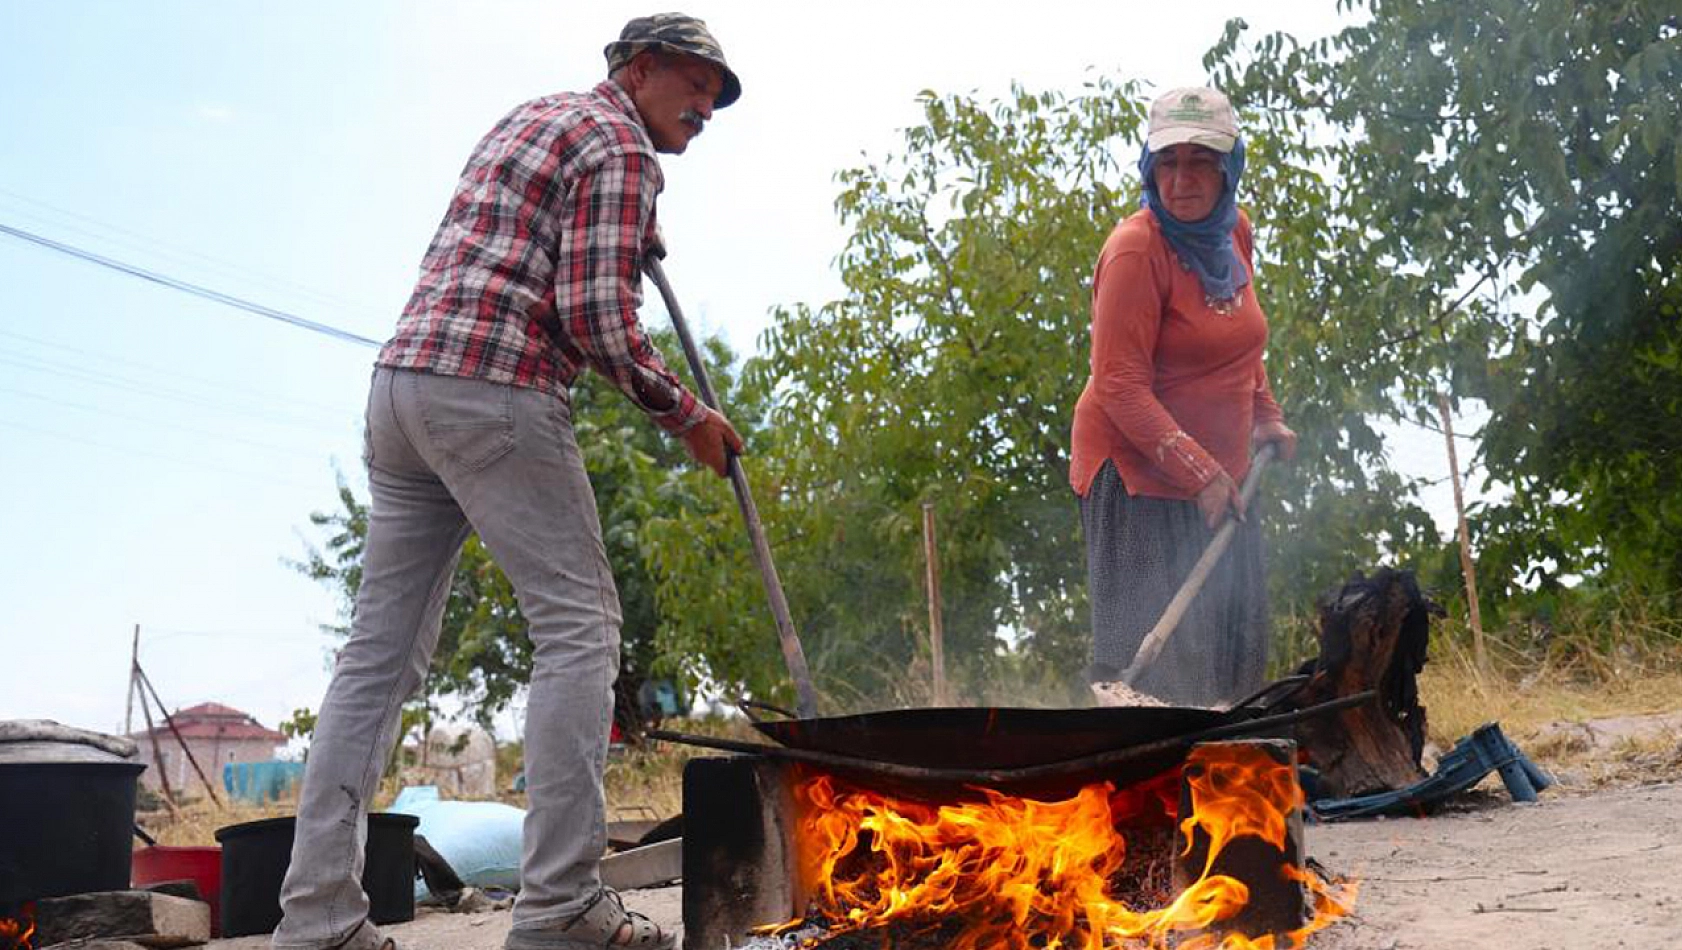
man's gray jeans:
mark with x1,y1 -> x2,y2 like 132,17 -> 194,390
273,368 -> 621,949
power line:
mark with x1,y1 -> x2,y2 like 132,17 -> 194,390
0,417 -> 324,493
0,384 -> 333,461
0,220 -> 383,349
0,327 -> 350,416
0,351 -> 350,434
0,188 -> 389,320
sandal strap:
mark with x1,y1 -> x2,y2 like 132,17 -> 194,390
615,908 -> 665,948
556,888 -> 670,948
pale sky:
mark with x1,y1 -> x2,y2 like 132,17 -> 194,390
2,1 -> 1468,740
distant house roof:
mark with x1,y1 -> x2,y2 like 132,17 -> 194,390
130,701 -> 286,743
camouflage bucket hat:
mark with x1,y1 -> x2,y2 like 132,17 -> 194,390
604,12 -> 741,109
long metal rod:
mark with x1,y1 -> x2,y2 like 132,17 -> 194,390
648,690 -> 1375,785
643,257 -> 819,719
1122,442 -> 1278,686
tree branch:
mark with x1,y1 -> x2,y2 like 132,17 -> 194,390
1373,268 -> 1496,351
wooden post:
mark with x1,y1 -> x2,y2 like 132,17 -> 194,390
1436,393 -> 1486,669
921,502 -> 947,707
123,623 -> 139,736
136,683 -> 181,819
137,664 -> 225,808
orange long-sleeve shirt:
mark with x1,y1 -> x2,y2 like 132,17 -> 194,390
1069,208 -> 1284,499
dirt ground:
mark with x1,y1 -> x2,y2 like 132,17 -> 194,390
1310,779 -> 1682,949
201,714 -> 1682,950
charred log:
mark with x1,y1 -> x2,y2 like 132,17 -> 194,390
1289,568 -> 1440,799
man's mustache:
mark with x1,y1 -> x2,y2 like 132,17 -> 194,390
680,109 -> 706,135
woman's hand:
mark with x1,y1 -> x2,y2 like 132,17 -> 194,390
1195,470 -> 1245,528
1252,420 -> 1298,462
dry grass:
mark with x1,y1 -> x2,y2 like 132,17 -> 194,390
1417,629 -> 1682,787
138,796 -> 298,848
603,715 -> 763,821
1420,659 -> 1682,745
1420,606 -> 1682,739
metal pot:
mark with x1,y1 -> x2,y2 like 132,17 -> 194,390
0,758 -> 147,906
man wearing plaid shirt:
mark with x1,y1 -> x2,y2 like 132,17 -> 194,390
273,15 -> 741,950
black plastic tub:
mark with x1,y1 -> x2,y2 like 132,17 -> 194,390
0,760 -> 146,907
214,813 -> 420,938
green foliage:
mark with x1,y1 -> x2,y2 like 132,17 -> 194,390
1210,0 -> 1682,607
293,331 -> 760,726
652,80 -> 1147,707
652,74 -> 1441,709
278,706 -> 317,742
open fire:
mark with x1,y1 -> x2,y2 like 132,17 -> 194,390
769,744 -> 1356,949
0,904 -> 34,950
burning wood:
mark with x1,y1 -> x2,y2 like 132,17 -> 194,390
0,904 -> 33,950
756,743 -> 1356,949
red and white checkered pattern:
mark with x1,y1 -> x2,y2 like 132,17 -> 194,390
379,81 -> 703,433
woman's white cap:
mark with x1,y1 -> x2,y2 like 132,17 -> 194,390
1146,87 -> 1238,153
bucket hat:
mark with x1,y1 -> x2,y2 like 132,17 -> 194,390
604,12 -> 741,109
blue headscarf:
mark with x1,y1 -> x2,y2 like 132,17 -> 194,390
1138,138 -> 1249,304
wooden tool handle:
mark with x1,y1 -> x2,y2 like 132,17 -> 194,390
1121,442 -> 1277,686
643,257 -> 820,719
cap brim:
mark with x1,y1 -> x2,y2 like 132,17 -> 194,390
1146,127 -> 1236,153
714,68 -> 741,109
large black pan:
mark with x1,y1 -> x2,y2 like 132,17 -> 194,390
742,678 -> 1305,772
749,705 -> 1227,770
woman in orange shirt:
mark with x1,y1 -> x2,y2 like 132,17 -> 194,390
1069,87 -> 1297,708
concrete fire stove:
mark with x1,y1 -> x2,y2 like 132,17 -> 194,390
681,739 -> 1308,949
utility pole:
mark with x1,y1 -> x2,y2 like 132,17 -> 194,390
1437,393 -> 1487,669
922,502 -> 948,707
124,623 -> 139,736
135,682 -> 181,819
137,664 -> 225,809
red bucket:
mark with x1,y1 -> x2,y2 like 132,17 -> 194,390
132,845 -> 223,935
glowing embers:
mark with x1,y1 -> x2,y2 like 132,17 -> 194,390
780,743 -> 1356,949
0,903 -> 35,950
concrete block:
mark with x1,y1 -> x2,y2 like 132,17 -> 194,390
35,890 -> 210,948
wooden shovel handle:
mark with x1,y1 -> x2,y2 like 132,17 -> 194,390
1120,442 -> 1277,686
643,257 -> 820,719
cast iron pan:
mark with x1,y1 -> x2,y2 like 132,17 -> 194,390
748,705 -> 1224,770
742,678 -> 1305,772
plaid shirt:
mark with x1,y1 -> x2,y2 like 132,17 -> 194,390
379,81 -> 704,434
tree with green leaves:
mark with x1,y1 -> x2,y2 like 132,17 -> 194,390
293,331 -> 758,728
651,72 -> 1441,708
300,3 -> 1680,717
1209,0 -> 1682,613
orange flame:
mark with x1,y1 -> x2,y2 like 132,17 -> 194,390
786,745 -> 1356,949
0,903 -> 35,950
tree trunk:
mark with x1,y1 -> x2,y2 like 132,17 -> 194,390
1291,568 -> 1439,799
